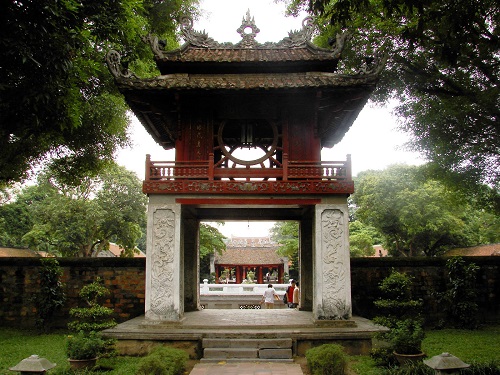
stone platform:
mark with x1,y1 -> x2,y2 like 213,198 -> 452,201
102,309 -> 386,358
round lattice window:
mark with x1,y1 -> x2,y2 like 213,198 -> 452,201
216,120 -> 280,166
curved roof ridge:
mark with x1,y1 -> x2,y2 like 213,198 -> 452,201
144,12 -> 347,59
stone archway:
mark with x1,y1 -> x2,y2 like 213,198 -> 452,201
144,197 -> 351,322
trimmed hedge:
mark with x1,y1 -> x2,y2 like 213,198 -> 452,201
136,345 -> 188,375
306,343 -> 347,375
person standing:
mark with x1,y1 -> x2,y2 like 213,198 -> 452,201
261,284 -> 277,309
292,281 -> 300,308
286,280 -> 296,308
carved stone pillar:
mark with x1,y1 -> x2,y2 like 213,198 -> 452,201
145,202 -> 183,321
314,204 -> 352,320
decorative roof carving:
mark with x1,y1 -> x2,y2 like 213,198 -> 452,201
236,10 -> 261,48
106,50 -> 136,79
145,12 -> 341,56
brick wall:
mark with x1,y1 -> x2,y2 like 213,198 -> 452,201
0,257 -> 498,328
0,257 -> 145,328
351,257 -> 500,325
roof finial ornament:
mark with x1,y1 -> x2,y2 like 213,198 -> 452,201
236,9 -> 260,48
106,50 -> 136,79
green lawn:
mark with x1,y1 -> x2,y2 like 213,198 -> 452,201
1,325 -> 499,375
350,324 -> 500,375
0,328 -> 139,375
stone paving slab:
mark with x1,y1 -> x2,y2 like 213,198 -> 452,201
189,361 -> 304,375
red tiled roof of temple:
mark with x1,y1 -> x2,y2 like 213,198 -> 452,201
215,237 -> 284,265
215,248 -> 284,265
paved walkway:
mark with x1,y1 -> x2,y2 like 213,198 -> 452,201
189,361 -> 304,375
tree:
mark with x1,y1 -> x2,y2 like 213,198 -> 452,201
353,164 -> 498,257
19,163 -> 147,257
349,221 -> 380,257
283,0 -> 499,200
199,223 -> 226,282
0,0 -> 199,186
270,221 -> 299,275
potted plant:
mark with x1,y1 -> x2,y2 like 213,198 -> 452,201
371,270 -> 426,366
66,331 -> 106,370
388,319 -> 426,364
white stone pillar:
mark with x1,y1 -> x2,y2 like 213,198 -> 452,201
145,202 -> 183,321
314,204 -> 352,320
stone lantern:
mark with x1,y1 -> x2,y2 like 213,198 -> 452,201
9,355 -> 56,374
424,352 -> 470,374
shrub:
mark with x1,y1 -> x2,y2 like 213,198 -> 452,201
306,343 -> 347,375
371,269 -> 425,364
66,331 -> 106,360
441,257 -> 480,329
136,346 -> 188,375
32,258 -> 65,332
68,277 -> 116,333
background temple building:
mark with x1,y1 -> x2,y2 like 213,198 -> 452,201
213,237 -> 288,284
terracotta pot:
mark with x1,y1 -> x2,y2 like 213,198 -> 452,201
393,351 -> 426,366
68,357 -> 97,370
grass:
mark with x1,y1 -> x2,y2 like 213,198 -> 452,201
1,325 -> 499,374
0,328 -> 139,375
349,324 -> 500,375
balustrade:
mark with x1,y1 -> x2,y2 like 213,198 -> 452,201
145,154 -> 351,182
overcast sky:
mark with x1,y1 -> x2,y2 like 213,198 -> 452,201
115,0 -> 425,237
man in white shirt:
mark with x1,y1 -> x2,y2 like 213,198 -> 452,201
261,284 -> 277,309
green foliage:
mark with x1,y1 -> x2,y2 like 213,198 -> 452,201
0,0 -> 200,186
387,319 -> 425,355
289,0 -> 500,195
382,362 -> 433,375
306,343 -> 348,375
441,257 -> 480,329
68,278 -> 116,334
372,270 -> 424,361
199,223 -> 227,282
377,270 -> 413,301
16,163 -> 147,257
270,221 -> 299,272
353,165 -> 496,257
32,258 -> 66,332
136,346 -> 188,375
349,221 -> 380,257
66,331 -> 106,360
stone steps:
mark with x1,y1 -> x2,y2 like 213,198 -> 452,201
201,338 -> 293,362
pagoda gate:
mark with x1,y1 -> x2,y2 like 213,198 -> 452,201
107,13 -> 383,323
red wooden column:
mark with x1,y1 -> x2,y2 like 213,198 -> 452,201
236,266 -> 242,284
257,267 -> 263,284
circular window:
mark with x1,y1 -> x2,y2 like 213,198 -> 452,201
216,120 -> 279,166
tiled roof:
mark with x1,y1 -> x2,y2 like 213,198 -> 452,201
159,45 -> 336,63
0,247 -> 41,257
445,243 -> 500,256
226,237 -> 277,248
216,238 -> 284,265
97,243 -> 146,258
117,72 -> 378,91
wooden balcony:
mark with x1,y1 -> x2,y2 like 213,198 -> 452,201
143,153 -> 354,195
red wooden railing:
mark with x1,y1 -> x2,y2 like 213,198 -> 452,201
145,153 -> 352,182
